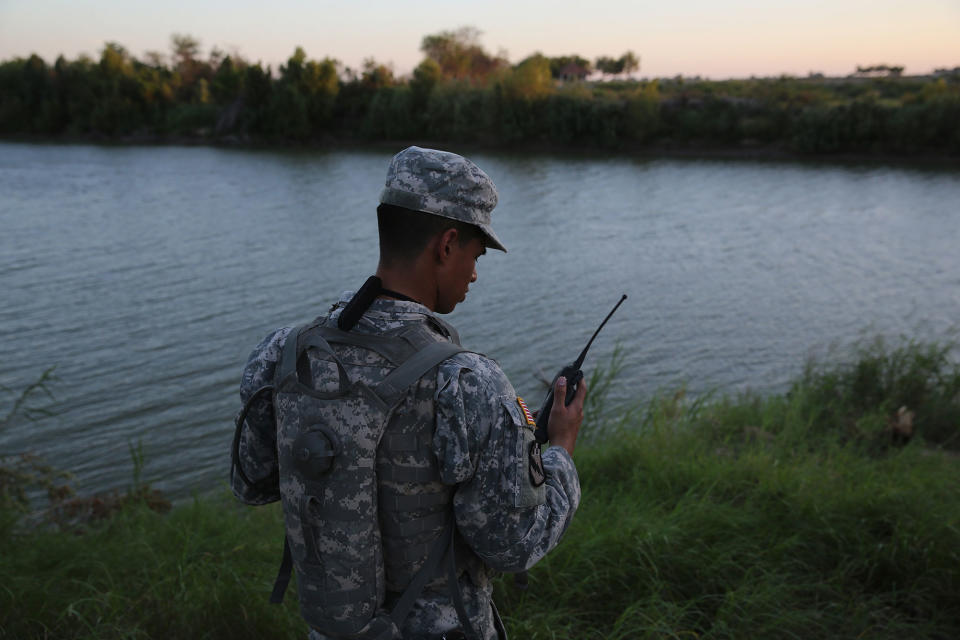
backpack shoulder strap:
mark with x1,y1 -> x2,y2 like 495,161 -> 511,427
375,340 -> 467,407
275,323 -> 309,387
314,325 -> 418,366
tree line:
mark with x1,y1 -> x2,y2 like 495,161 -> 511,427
1,29 -> 958,155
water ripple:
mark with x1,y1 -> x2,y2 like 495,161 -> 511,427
1,143 -> 958,498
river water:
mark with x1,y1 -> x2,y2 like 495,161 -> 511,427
1,142 -> 958,499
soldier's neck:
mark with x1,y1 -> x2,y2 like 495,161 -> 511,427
375,260 -> 436,312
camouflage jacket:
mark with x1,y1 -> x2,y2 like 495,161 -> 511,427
233,294 -> 581,639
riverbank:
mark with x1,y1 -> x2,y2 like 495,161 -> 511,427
2,338 -> 958,639
3,132 -> 959,168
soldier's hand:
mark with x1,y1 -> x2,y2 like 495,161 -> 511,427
546,376 -> 587,455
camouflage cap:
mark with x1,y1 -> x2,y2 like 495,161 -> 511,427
379,146 -> 506,252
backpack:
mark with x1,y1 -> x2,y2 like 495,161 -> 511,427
231,318 -> 479,639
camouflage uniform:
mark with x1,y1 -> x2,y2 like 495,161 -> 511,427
232,147 -> 580,639
234,295 -> 580,639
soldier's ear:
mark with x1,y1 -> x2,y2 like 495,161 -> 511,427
435,228 -> 459,264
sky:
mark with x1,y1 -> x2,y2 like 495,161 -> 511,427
0,0 -> 957,79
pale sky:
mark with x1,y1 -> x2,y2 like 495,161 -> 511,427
0,0 -> 957,79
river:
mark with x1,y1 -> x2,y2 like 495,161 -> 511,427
1,142 -> 957,499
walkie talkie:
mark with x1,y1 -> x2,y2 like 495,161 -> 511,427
534,294 -> 627,444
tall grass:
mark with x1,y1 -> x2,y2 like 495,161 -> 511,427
0,498 -> 304,639
2,338 -> 958,639
497,336 -> 960,638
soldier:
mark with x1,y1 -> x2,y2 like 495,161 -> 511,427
232,146 -> 586,640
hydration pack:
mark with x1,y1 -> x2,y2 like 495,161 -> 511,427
232,317 -> 476,639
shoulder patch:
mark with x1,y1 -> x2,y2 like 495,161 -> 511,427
516,397 -> 536,426
528,441 -> 546,487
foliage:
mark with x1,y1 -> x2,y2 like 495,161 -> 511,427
496,337 -> 960,639
855,64 -> 905,78
502,54 -> 554,100
2,339 -> 959,638
1,34 -> 958,154
548,54 -> 592,79
498,415 -> 959,639
419,26 -> 506,82
596,51 -> 640,79
791,336 -> 960,449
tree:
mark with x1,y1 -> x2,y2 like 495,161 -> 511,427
419,26 -> 505,81
619,51 -> 640,78
273,47 -> 340,134
411,58 -> 442,100
241,63 -> 272,132
854,64 -> 905,78
548,55 -> 592,80
596,52 -> 639,79
506,54 -> 553,99
143,51 -> 166,68
361,58 -> 394,89
595,56 -> 623,78
100,42 -> 131,75
211,55 -> 245,105
169,34 -> 211,102
93,42 -> 146,134
170,34 -> 201,69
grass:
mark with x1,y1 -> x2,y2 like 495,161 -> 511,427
498,412 -> 959,639
2,337 -> 959,639
0,498 -> 303,639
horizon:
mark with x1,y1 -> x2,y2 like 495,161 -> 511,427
0,0 -> 957,80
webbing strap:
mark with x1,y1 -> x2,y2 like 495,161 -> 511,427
382,433 -> 420,452
315,326 -> 417,366
388,517 -> 453,632
375,341 -> 467,406
378,464 -> 437,483
386,510 -> 448,538
380,491 -> 448,511
277,324 -> 307,386
270,536 -> 293,604
292,329 -> 351,394
446,528 -> 481,640
386,540 -> 432,564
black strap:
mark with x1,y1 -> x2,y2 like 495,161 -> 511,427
380,287 -> 419,303
338,276 -> 424,331
338,276 -> 380,331
270,536 -> 293,604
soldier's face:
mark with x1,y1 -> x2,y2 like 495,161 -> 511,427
436,235 -> 485,314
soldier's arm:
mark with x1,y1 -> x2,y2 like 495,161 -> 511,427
434,354 -> 582,572
230,326 -> 292,504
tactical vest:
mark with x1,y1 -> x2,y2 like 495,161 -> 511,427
271,316 -> 472,639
